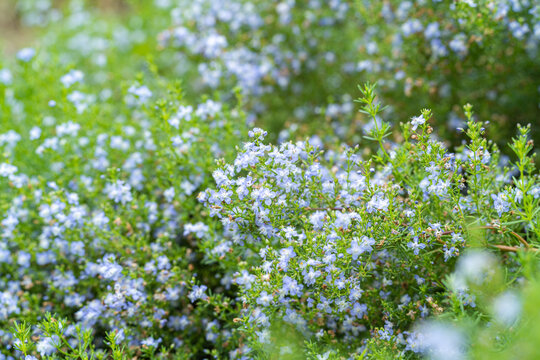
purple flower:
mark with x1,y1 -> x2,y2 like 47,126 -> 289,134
410,114 -> 425,130
282,276 -> 303,297
188,285 -> 208,303
407,236 -> 426,255
491,193 -> 511,216
347,236 -> 376,260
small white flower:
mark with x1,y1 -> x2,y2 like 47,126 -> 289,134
60,69 -> 84,88
17,48 -> 36,62
411,114 -> 426,130
0,69 -> 12,85
30,126 -> 42,140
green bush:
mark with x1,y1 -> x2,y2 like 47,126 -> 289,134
0,1 -> 539,359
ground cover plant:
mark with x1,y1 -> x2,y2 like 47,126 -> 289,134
1,0 -> 540,359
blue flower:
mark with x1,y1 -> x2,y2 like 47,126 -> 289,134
188,285 -> 208,303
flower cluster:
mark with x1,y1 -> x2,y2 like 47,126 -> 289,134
199,99 -> 539,356
157,0 -> 540,147
0,45 -> 247,358
1,1 -> 540,359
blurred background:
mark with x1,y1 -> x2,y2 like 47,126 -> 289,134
0,0 -> 128,54
1,0 -> 539,156
0,0 -> 34,54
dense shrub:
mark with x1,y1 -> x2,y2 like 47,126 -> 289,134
1,1 -> 539,360
0,47 -> 248,358
199,86 -> 539,358
158,0 -> 540,145
7,1 -> 540,145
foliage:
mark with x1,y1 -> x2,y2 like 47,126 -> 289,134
0,1 -> 539,359
199,92 -> 539,358
0,42 -> 246,358
157,0 -> 540,146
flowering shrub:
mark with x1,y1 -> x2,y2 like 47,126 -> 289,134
1,1 -> 540,359
7,0 -> 540,145
158,0 -> 540,146
0,47 -> 248,358
199,85 -> 539,357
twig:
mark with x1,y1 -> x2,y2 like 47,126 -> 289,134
489,244 -> 538,253
437,228 -> 535,253
479,225 -> 530,248
435,238 -> 446,245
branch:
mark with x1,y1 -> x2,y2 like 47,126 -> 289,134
479,225 -> 530,248
489,244 -> 538,253
438,228 -> 536,253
